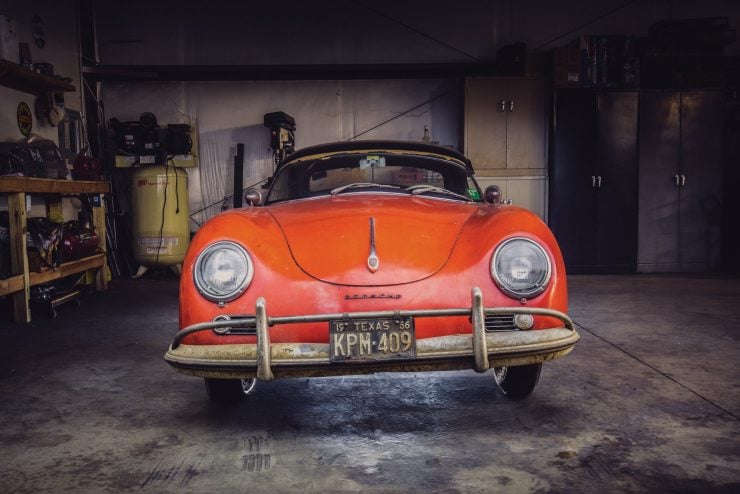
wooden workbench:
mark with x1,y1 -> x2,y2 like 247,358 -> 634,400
0,177 -> 110,323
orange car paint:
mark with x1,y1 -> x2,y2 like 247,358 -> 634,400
179,194 -> 567,346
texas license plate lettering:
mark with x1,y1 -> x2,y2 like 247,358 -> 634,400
330,317 -> 415,361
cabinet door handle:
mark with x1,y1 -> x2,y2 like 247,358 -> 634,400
508,100 -> 514,112
597,176 -> 602,188
498,100 -> 506,112
673,174 -> 680,187
592,175 -> 597,188
680,174 -> 687,187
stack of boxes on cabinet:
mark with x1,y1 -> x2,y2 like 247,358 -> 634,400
554,35 -> 640,89
549,18 -> 734,273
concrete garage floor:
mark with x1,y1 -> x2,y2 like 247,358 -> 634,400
0,274 -> 738,493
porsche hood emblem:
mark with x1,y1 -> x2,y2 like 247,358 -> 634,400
367,217 -> 379,273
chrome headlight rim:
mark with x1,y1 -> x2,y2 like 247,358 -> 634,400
491,237 -> 552,300
193,241 -> 253,304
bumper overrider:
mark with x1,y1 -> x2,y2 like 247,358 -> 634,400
164,288 -> 580,380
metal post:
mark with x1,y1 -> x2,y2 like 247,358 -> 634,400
233,143 -> 244,208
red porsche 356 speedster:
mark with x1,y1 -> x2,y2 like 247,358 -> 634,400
165,140 -> 579,403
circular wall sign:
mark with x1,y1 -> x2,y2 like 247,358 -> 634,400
17,102 -> 33,136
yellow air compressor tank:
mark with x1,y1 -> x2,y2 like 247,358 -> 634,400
132,165 -> 190,270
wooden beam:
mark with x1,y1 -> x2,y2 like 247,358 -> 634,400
0,60 -> 76,95
92,195 -> 108,290
83,63 -> 499,82
8,193 -> 30,323
0,274 -> 24,297
0,177 -> 110,194
28,254 -> 105,287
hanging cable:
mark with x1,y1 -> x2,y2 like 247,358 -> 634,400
356,2 -> 482,63
154,159 -> 168,269
348,87 -> 457,141
188,177 -> 269,227
533,0 -> 641,51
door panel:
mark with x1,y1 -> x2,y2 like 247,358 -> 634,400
637,91 -> 681,269
550,90 -> 598,270
595,92 -> 638,270
679,91 -> 723,269
465,78 -> 507,171
507,79 -> 547,170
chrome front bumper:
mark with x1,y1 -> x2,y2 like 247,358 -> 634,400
165,288 -> 580,380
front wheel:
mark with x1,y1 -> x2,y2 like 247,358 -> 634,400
493,363 -> 542,399
204,378 -> 256,404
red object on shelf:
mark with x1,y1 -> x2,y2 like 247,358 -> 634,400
72,152 -> 102,181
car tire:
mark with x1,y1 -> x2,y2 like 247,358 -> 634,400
493,363 -> 542,399
204,378 -> 256,404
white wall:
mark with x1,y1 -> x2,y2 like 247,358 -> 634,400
102,79 -> 461,226
0,0 -> 83,217
0,0 -> 82,141
95,0 -> 740,228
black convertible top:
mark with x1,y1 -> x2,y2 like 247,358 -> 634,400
281,140 -> 473,171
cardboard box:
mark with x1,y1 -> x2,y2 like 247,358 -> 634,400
0,14 -> 19,64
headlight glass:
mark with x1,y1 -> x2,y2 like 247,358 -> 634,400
492,238 -> 551,299
194,241 -> 253,303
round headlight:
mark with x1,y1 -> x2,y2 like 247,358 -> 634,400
194,241 -> 253,303
491,238 -> 551,299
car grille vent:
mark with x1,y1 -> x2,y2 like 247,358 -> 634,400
227,324 -> 257,335
484,315 -> 517,332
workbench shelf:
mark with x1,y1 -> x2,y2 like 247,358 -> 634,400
0,60 -> 76,95
0,177 -> 110,323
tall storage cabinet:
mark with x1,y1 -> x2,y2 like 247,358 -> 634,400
465,78 -> 547,172
549,90 -> 639,273
637,91 -> 724,272
464,78 -> 548,219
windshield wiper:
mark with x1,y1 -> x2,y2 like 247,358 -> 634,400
406,184 -> 471,201
330,183 -> 400,196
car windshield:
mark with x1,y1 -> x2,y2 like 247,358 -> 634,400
265,152 -> 482,204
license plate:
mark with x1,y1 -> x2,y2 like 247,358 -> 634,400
330,317 -> 415,362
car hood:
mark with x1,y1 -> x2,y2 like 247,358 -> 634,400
267,195 -> 477,286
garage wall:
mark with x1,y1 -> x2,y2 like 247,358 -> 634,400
0,0 -> 82,217
93,0 -> 740,228
101,79 -> 461,226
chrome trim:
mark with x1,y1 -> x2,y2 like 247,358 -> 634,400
212,315 -> 231,334
170,303 -> 574,350
471,287 -> 489,372
514,314 -> 534,330
491,237 -> 552,300
193,241 -> 254,304
256,298 -> 273,381
168,287 -> 577,381
165,329 -> 579,379
345,293 -> 401,300
241,378 -> 257,395
367,217 -> 379,273
266,191 -> 482,207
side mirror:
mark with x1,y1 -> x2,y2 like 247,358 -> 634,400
245,189 -> 263,207
484,185 -> 503,204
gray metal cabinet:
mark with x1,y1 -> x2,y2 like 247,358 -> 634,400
549,90 -> 639,273
637,91 -> 724,272
464,78 -> 546,172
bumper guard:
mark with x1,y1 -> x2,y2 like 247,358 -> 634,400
166,288 -> 578,380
